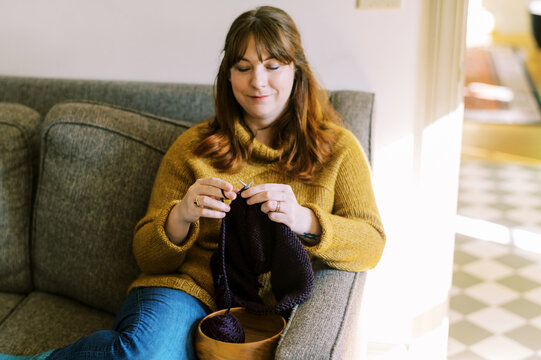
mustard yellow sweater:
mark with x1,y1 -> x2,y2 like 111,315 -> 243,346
129,120 -> 385,311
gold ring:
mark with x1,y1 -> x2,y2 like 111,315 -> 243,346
194,197 -> 200,207
275,201 -> 281,213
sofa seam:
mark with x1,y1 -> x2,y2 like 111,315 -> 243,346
54,99 -> 197,128
44,121 -> 175,154
0,121 -> 37,293
0,294 -> 32,328
31,124 -> 49,289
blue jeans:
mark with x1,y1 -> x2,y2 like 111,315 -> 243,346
47,287 -> 209,360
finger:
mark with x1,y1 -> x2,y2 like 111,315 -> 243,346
196,184 -> 234,201
197,177 -> 235,198
195,195 -> 231,213
241,183 -> 282,198
245,190 -> 287,205
241,184 -> 294,202
260,200 -> 281,214
222,188 -> 237,201
195,207 -> 228,219
197,177 -> 233,189
267,210 -> 289,226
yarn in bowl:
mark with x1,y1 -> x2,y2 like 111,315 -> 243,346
195,307 -> 286,360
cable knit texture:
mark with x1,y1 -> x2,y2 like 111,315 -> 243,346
129,120 -> 385,311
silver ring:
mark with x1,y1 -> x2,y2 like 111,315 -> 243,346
275,201 -> 281,213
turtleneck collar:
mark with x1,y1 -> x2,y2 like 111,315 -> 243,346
235,120 -> 281,162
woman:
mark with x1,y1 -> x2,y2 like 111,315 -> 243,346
6,5 -> 385,360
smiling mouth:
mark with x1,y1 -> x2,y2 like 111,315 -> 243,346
249,95 -> 271,100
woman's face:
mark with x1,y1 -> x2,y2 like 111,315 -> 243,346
230,37 -> 295,131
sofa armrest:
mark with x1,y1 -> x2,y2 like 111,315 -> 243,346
275,268 -> 366,360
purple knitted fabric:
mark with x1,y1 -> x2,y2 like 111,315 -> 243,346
201,191 -> 314,342
200,308 -> 245,343
210,191 -> 314,315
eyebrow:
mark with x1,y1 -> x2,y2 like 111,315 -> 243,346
239,56 -> 275,63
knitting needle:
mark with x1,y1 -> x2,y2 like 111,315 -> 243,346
239,179 -> 253,190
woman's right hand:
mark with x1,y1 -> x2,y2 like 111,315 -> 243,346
165,177 -> 237,245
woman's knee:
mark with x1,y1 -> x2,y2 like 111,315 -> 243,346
116,298 -> 204,359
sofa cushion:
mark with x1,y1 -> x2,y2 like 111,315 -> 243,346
32,102 -> 191,313
0,291 -> 114,356
0,292 -> 24,324
0,103 -> 41,293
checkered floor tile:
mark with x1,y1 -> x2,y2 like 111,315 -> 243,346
449,158 -> 541,359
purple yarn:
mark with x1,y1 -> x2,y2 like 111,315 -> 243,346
200,310 -> 245,343
211,191 -> 314,314
203,190 -> 314,344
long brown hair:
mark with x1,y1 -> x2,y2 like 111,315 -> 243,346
195,6 -> 341,180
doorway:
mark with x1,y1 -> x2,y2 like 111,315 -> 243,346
448,1 -> 541,358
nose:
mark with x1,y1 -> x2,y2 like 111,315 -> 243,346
250,65 -> 267,89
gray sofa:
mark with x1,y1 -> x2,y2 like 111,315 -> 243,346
0,75 -> 374,359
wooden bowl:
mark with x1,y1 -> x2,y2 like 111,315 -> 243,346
195,307 -> 286,360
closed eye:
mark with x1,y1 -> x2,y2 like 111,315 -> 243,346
235,66 -> 250,72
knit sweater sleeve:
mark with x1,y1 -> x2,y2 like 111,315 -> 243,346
132,129 -> 200,274
303,131 -> 385,272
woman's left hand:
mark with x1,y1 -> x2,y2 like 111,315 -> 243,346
240,183 -> 321,237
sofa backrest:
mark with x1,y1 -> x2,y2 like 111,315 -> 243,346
0,76 -> 374,161
0,76 -> 375,314
0,76 -> 215,125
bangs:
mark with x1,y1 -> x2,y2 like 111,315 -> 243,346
225,22 -> 295,67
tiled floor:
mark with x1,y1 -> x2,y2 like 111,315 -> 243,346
448,157 -> 541,359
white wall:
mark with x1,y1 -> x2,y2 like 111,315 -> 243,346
0,0 -> 462,357
0,0 -> 420,154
